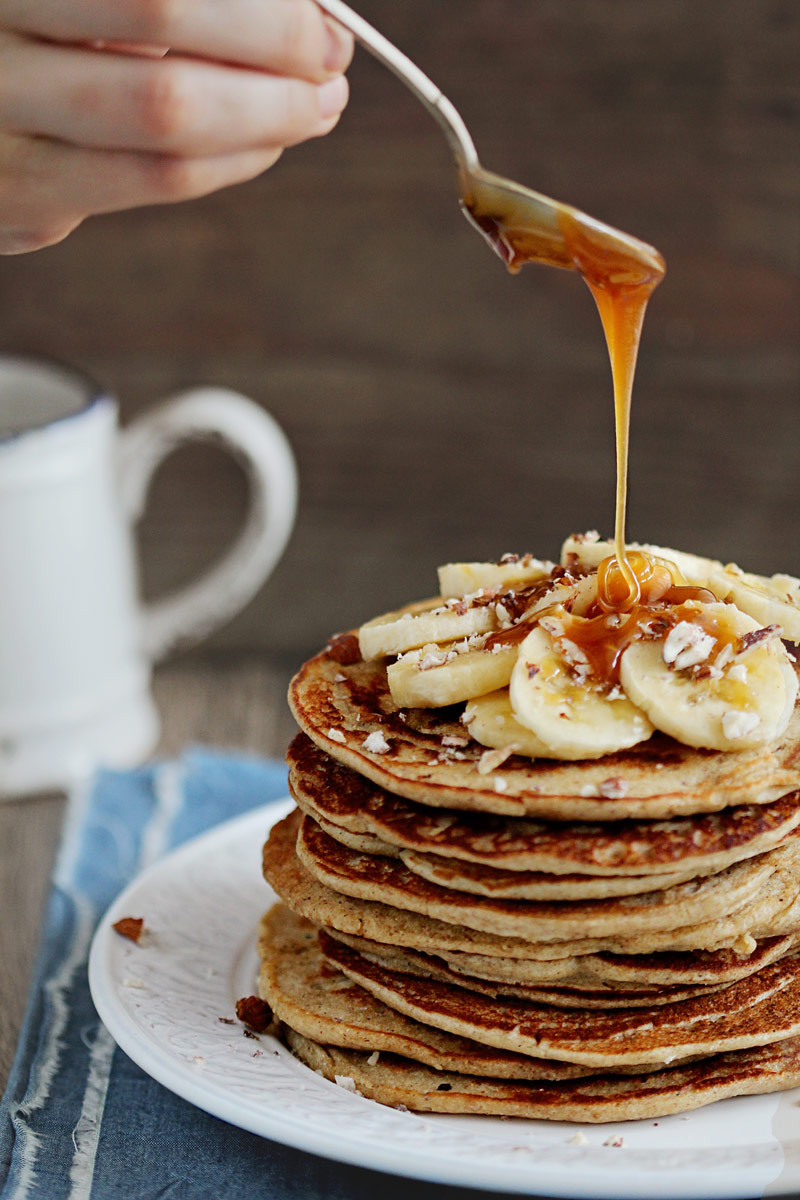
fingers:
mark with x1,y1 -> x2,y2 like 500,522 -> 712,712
0,36 -> 349,156
0,130 -> 288,253
0,0 -> 354,83
0,0 -> 355,253
0,216 -> 83,255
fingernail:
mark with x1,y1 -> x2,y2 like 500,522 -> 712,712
318,74 -> 349,120
323,16 -> 353,73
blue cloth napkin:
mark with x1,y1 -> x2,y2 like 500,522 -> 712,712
0,751 -> 523,1200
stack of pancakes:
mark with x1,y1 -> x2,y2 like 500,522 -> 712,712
259,630 -> 800,1122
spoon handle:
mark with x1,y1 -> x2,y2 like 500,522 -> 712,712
315,0 -> 479,171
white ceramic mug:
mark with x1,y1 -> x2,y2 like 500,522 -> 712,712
0,355 -> 297,798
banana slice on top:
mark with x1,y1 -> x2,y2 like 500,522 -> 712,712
619,603 -> 798,751
463,689 -> 550,757
437,556 -> 553,599
387,640 -> 517,708
709,567 -> 800,643
560,534 -> 725,592
359,598 -> 499,660
509,623 -> 654,760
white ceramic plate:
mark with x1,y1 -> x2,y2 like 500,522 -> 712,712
89,801 -> 798,1199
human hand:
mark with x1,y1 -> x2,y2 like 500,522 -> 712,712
0,0 -> 353,253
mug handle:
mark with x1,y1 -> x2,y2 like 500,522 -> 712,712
118,387 -> 297,661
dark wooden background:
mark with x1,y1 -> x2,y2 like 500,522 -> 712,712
1,0 -> 798,664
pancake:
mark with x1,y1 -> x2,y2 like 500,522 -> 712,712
264,811 -> 800,959
267,584 -> 800,1122
327,927 -> 796,991
258,904 -> 601,1079
295,814 -> 781,942
295,776 -> 710,898
316,931 -> 727,1009
328,926 -> 796,993
396,849 -> 700,900
284,1029 -> 800,1123
294,776 -> 719,900
321,933 -> 800,1068
299,799 -> 702,898
309,812 -> 396,857
289,639 -> 800,820
289,732 -> 800,877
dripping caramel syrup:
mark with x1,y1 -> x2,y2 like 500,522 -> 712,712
486,556 -> 737,686
558,565 -> 736,686
458,177 -> 755,686
461,175 -> 665,611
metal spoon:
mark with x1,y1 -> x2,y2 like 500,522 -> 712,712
315,0 -> 664,285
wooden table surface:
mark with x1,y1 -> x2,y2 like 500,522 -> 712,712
0,655 -> 297,1090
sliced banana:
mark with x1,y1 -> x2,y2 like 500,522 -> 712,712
387,640 -> 517,708
710,567 -> 800,643
560,534 -> 725,592
509,624 -> 654,760
437,556 -> 553,599
620,603 -> 798,750
462,689 -> 550,758
359,598 -> 499,660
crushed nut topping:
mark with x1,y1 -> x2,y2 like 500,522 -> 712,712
419,649 -> 454,671
478,745 -> 518,774
738,624 -> 781,654
716,644 -> 735,671
722,710 -> 759,740
494,602 -> 513,626
235,995 -> 274,1033
363,730 -> 391,754
112,917 -> 145,944
540,616 -> 565,639
663,622 -> 714,670
599,777 -> 629,799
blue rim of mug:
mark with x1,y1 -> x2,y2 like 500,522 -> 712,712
0,352 -> 112,445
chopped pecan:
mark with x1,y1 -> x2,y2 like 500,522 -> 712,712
112,917 -> 144,944
738,624 -> 781,654
236,995 -> 274,1033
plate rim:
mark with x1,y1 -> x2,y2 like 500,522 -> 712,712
88,800 -> 795,1199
